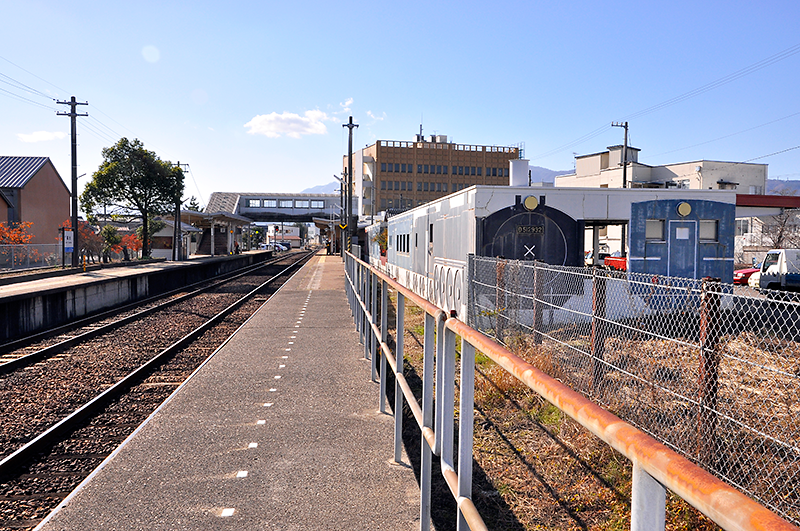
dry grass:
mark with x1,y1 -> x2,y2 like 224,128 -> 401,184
390,291 -> 721,530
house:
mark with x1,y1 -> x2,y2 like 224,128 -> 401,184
0,156 -> 70,243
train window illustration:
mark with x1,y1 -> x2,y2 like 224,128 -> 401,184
646,219 -> 665,241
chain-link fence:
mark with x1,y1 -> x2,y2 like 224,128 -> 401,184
0,244 -> 61,270
467,255 -> 800,525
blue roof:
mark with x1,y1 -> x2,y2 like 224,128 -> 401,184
0,156 -> 50,188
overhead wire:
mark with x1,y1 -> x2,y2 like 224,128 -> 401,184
531,41 -> 800,162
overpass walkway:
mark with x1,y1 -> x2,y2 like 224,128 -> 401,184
37,253 -> 420,531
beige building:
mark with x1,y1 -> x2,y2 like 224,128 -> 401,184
345,134 -> 520,218
556,145 -> 767,193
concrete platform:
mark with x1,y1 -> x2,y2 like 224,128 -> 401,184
36,254 -> 420,531
0,252 -> 272,344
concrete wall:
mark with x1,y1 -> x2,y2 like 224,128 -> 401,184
0,253 -> 271,343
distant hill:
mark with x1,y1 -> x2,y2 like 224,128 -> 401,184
530,165 -> 572,182
767,179 -> 800,195
301,182 -> 340,194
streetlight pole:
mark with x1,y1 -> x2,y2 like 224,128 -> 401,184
342,116 -> 358,250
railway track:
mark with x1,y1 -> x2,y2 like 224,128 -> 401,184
0,250 -> 315,530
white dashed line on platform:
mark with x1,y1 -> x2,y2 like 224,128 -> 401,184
257,420 -> 266,425
249,443 -> 258,448
264,403 -> 273,407
221,508 -> 235,517
237,471 -> 248,478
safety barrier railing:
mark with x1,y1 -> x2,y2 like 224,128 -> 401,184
343,251 -> 798,531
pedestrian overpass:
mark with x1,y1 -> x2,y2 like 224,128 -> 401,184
206,192 -> 343,223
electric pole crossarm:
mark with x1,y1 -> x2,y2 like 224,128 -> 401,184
342,116 -> 359,249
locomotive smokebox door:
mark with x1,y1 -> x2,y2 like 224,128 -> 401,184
479,203 -> 582,267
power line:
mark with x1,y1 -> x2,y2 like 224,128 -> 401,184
0,72 -> 54,100
0,86 -> 56,111
532,41 -> 800,162
0,55 -> 70,95
651,110 -> 800,158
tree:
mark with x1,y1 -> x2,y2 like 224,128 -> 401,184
121,232 -> 142,260
762,190 -> 800,249
0,221 -> 34,245
61,219 -> 102,263
100,225 -> 122,263
81,138 -> 184,258
185,196 -> 202,211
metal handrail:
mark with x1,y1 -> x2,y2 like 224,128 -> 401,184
343,251 -> 798,531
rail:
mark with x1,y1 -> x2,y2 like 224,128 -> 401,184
343,251 -> 798,531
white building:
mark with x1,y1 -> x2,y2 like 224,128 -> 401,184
555,146 -> 768,254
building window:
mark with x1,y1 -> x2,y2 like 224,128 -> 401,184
264,199 -> 277,208
735,219 -> 750,236
311,200 -> 324,208
407,181 -> 412,191
381,198 -> 387,210
401,163 -> 407,173
477,167 -> 482,176
395,163 -> 400,172
394,181 -> 400,190
443,183 -> 448,192
417,164 -> 422,173
381,181 -> 386,190
458,166 -> 464,175
387,163 -> 393,173
424,182 -> 429,192
417,182 -> 422,191
401,181 -> 406,191
452,166 -> 457,174
424,164 -> 429,173
436,183 -> 442,192
279,200 -> 293,208
470,167 -> 476,176
295,200 -> 309,208
247,199 -> 261,207
699,220 -> 718,241
645,219 -> 665,240
492,168 -> 497,177
443,166 -> 448,175
381,163 -> 386,172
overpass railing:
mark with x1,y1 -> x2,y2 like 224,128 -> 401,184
343,251 -> 798,531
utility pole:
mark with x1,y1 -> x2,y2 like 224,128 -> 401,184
57,96 -> 88,267
612,121 -> 629,256
174,162 -> 189,261
342,116 -> 358,249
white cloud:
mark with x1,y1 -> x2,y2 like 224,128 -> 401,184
339,98 -> 353,114
244,110 -> 331,138
367,110 -> 386,121
17,131 -> 67,143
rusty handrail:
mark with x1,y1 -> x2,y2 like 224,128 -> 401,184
345,251 -> 798,531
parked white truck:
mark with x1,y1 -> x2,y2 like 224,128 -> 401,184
758,249 -> 800,292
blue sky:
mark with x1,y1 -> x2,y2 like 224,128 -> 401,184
2,0 -> 800,208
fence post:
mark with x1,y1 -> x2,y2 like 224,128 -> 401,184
379,279 -> 387,407
457,339 -> 476,531
495,259 -> 507,341
591,269 -> 608,392
394,293 -> 405,463
532,263 -> 544,344
370,272 -> 377,361
698,277 -> 721,467
631,462 -> 666,531
420,312 -> 436,531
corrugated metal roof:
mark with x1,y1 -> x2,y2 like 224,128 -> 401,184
206,192 -> 241,213
0,156 -> 50,188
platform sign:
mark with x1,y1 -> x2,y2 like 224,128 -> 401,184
64,230 -> 74,253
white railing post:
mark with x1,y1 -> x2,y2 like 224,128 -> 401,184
441,327 -> 456,470
433,313 -> 446,456
457,340 -> 476,531
379,279 -> 387,404
394,293 -> 405,463
420,313 -> 436,531
631,463 -> 666,531
370,273 -> 377,361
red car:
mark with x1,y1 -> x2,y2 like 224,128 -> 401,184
733,265 -> 760,285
